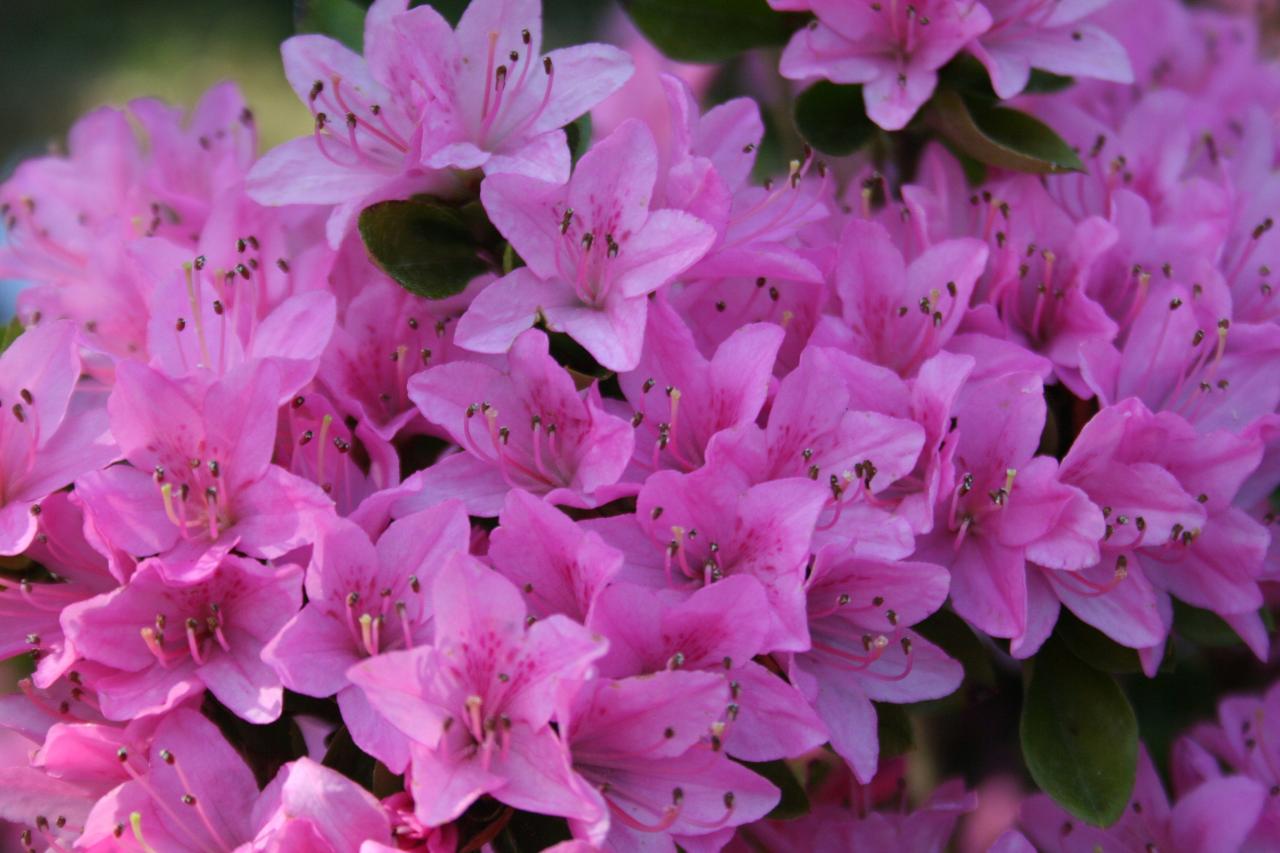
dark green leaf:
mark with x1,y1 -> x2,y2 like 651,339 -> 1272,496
915,609 -> 996,689
0,317 -> 23,354
742,760 -> 809,820
621,0 -> 807,63
1172,599 -> 1272,648
1057,611 -> 1144,674
794,82 -> 877,156
321,726 -> 376,787
930,89 -> 1083,174
293,0 -> 365,50
359,197 -> 495,299
565,112 -> 593,166
1021,635 -> 1137,826
1025,70 -> 1074,93
876,702 -> 914,760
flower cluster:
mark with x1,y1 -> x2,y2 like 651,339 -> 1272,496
0,0 -> 1277,849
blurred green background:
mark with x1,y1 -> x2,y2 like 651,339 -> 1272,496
0,0 -> 616,172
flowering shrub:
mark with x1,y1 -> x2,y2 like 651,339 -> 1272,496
0,0 -> 1278,849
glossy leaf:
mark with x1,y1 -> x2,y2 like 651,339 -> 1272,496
930,89 -> 1083,174
358,197 -> 495,299
621,0 -> 806,63
794,82 -> 877,156
1021,635 -> 1137,826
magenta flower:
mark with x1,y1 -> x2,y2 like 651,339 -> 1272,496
560,671 -> 780,848
619,297 -> 784,474
348,553 -> 607,826
248,0 -> 631,244
587,578 -> 829,762
407,329 -> 635,515
488,489 -> 622,624
263,502 -> 470,770
456,119 -> 717,371
273,389 -> 401,517
791,547 -> 962,782
619,456 -> 829,652
779,0 -> 993,130
319,278 -> 471,442
1055,399 -> 1269,667
0,493 -> 118,689
246,757 -> 393,850
658,75 -> 828,284
970,0 -> 1133,98
915,371 -> 1105,650
74,360 -> 331,580
0,320 -> 118,556
62,554 -> 301,723
830,219 -> 988,377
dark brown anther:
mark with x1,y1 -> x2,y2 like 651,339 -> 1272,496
310,80 -> 324,101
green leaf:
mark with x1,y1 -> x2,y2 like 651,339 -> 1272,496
565,112 -> 593,166
620,0 -> 806,63
1025,70 -> 1074,93
1172,599 -> 1273,648
293,0 -> 366,51
358,197 -> 495,299
1056,611 -> 1144,675
321,725 -> 376,787
742,760 -> 809,820
929,89 -> 1083,174
794,82 -> 877,156
0,317 -> 23,355
876,702 -> 914,760
1020,635 -> 1138,826
915,609 -> 995,689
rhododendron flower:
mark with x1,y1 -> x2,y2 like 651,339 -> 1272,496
63,554 -> 301,723
779,0 -> 993,130
560,671 -> 780,848
791,547 -> 962,782
263,502 -> 470,770
407,329 -> 635,514
3,0 -> 1280,847
248,0 -> 631,245
348,553 -> 607,826
0,320 -> 117,556
970,0 -> 1133,98
74,360 -> 330,580
456,119 -> 716,371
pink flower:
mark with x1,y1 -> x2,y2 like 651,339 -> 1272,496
0,320 -> 118,556
587,578 -> 829,762
488,489 -> 622,624
779,0 -> 993,130
263,502 -> 470,770
1056,399 -> 1269,668
246,757 -> 393,850
348,553 -> 607,826
970,0 -> 1133,98
827,219 -> 988,378
915,371 -> 1105,650
456,119 -> 717,371
406,329 -> 635,515
62,554 -> 301,723
791,547 -> 962,782
560,671 -> 780,848
618,297 -> 784,474
621,455 -> 829,652
247,0 -> 632,245
74,360 -> 331,581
